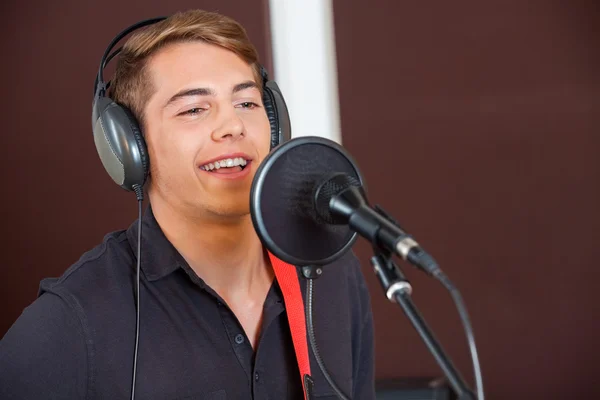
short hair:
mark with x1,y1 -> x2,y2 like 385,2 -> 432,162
109,9 -> 263,127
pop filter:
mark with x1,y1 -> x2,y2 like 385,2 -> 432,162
250,136 -> 366,266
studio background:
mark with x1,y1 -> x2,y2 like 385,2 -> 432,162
1,1 -> 598,399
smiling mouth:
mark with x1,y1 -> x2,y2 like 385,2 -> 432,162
199,157 -> 249,173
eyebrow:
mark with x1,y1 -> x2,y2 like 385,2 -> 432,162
163,80 -> 260,109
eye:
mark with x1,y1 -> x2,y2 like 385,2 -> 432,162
179,107 -> 205,116
237,102 -> 259,109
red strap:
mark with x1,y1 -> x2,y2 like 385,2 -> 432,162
268,252 -> 311,399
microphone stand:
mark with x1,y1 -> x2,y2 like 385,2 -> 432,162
371,242 -> 476,400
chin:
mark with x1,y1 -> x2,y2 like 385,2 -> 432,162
209,203 -> 251,219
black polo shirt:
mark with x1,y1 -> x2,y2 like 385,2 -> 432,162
0,206 -> 375,399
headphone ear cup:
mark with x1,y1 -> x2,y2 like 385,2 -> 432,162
122,107 -> 150,178
263,80 -> 291,150
92,96 -> 149,191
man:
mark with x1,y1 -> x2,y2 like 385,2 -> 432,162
0,9 -> 375,399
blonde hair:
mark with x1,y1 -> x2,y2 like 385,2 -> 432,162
109,10 -> 263,126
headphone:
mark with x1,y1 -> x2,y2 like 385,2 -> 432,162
92,16 -> 292,193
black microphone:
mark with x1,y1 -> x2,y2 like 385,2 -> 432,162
313,172 -> 439,275
250,136 -> 439,275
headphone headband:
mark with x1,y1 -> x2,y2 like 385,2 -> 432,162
95,17 -> 168,98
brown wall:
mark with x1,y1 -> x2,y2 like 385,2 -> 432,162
1,1 -> 599,399
332,1 -> 600,399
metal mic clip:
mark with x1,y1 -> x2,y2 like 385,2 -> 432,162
370,235 -> 413,303
369,206 -> 413,302
373,204 -> 440,276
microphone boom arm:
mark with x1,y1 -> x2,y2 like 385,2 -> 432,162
370,243 -> 476,400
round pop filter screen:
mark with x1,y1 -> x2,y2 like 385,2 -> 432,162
250,136 -> 365,266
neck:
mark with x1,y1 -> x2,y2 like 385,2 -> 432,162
149,197 -> 273,302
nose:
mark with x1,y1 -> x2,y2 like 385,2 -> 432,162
211,104 -> 245,142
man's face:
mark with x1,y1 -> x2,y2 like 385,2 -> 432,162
143,41 -> 271,218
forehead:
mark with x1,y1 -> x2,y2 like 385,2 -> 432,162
147,41 -> 256,92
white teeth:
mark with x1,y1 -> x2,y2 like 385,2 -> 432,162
201,157 -> 249,171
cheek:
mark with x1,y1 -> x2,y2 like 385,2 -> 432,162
146,126 -> 201,176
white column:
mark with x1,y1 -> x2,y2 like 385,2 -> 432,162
267,0 -> 342,143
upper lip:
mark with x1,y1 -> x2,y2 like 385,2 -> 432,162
198,152 -> 253,167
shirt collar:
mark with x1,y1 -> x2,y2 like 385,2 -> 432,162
125,203 -> 286,308
126,204 -> 183,281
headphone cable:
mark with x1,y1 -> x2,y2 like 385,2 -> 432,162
131,185 -> 144,400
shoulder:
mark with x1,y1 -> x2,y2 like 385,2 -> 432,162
305,248 -> 373,333
0,229 -> 133,399
15,228 -> 139,359
323,249 -> 372,312
301,249 -> 375,398
34,228 -> 141,358
40,229 -> 135,307
51,228 -> 134,286
0,285 -> 90,399
9,227 -> 137,342
0,228 -> 138,397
